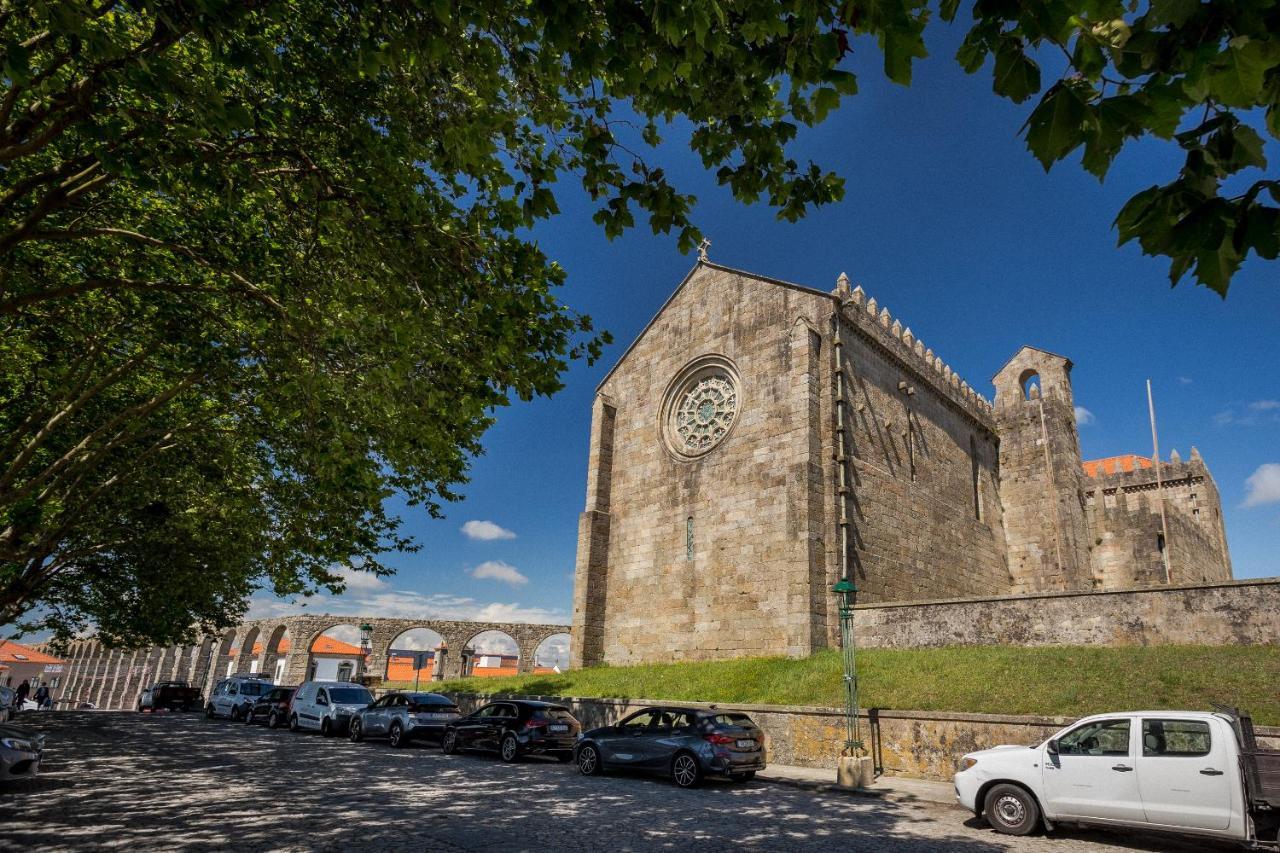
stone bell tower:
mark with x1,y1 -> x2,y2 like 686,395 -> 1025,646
993,346 -> 1093,593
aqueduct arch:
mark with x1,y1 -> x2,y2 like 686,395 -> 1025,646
50,614 -> 572,710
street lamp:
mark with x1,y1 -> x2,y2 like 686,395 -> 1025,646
358,623 -> 373,680
834,576 -> 872,788
833,578 -> 862,753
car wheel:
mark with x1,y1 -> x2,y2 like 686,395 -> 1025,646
230,704 -> 243,722
983,783 -> 1040,836
441,729 -> 459,754
320,717 -> 332,737
500,732 -> 519,763
289,713 -> 301,732
389,722 -> 406,748
349,719 -> 364,743
671,752 -> 702,788
731,771 -> 756,782
576,744 -> 602,776
267,711 -> 280,729
205,703 -> 215,720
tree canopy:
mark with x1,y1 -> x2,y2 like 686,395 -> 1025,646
2,0 -> 1275,646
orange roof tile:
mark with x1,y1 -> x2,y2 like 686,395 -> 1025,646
0,640 -> 67,666
1082,454 -> 1154,478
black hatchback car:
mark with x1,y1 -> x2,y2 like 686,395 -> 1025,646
574,706 -> 766,787
245,686 -> 297,729
441,700 -> 580,762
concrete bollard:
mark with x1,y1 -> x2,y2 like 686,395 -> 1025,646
837,754 -> 875,789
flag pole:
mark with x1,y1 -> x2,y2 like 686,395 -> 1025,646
1147,379 -> 1172,584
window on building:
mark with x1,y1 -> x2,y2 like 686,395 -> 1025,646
1157,533 -> 1166,552
1019,369 -> 1041,401
336,661 -> 354,682
686,516 -> 694,561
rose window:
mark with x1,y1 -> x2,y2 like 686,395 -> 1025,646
673,373 -> 737,454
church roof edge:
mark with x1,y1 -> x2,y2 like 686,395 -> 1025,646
593,260 -> 829,393
990,345 -> 1074,382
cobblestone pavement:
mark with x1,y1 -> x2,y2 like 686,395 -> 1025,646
0,713 -> 1235,852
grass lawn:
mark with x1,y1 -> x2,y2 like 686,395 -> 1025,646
384,645 -> 1280,726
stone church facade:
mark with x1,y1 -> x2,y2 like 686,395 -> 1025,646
571,262 -> 1232,667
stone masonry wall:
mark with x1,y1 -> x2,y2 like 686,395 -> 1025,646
836,295 -> 1008,608
447,693 -> 1280,781
1085,454 -> 1233,588
853,577 -> 1280,648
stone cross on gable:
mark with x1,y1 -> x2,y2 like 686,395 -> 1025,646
697,237 -> 711,262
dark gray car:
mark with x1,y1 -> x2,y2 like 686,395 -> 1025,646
349,692 -> 460,747
574,706 -> 765,788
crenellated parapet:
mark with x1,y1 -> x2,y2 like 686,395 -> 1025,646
831,272 -> 994,428
1082,448 -> 1212,492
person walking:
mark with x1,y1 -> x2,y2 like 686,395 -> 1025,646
14,679 -> 30,709
34,682 -> 51,710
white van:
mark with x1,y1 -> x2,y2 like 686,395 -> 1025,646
289,681 -> 374,736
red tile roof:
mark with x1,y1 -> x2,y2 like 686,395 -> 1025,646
1081,454 -> 1154,478
0,640 -> 67,666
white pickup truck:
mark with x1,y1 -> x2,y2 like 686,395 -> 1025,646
954,707 -> 1280,846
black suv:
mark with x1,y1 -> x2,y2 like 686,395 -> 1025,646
441,700 -> 580,762
246,686 -> 297,728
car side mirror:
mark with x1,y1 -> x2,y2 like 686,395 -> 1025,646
1046,738 -> 1059,755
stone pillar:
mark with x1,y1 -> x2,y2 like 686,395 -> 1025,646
786,318 -> 827,658
516,639 -> 537,674
431,646 -> 446,681
571,394 -> 616,668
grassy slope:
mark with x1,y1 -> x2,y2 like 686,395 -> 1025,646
385,646 -> 1280,726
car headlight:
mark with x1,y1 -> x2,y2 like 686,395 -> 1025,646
959,757 -> 978,771
1,737 -> 34,751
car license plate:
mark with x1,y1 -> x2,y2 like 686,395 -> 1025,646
736,739 -> 755,748
417,713 -> 450,721
549,724 -> 569,733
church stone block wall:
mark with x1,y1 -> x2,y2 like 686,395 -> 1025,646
575,264 -> 838,665
572,260 -> 1244,667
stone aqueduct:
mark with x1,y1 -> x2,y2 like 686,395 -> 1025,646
49,616 -> 572,711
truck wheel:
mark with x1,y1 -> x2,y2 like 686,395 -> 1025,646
984,783 -> 1040,836
320,717 -> 333,737
289,713 -> 301,732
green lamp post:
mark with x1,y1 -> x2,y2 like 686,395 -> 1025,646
833,577 -> 863,756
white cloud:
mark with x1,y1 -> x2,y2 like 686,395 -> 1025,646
461,520 -> 517,541
1243,463 -> 1280,508
1249,400 -> 1280,412
245,584 -> 567,626
534,633 -> 571,669
330,564 -> 388,593
1213,410 -> 1235,426
1178,376 -> 1193,385
467,630 -> 519,655
389,627 -> 444,650
1074,406 -> 1096,427
470,560 -> 529,587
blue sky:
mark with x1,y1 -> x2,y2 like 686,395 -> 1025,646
222,24 -> 1280,629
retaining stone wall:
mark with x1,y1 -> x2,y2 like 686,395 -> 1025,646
447,693 -> 1280,782
854,577 -> 1280,648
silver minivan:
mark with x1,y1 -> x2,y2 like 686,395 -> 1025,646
289,681 -> 374,736
206,674 -> 275,721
